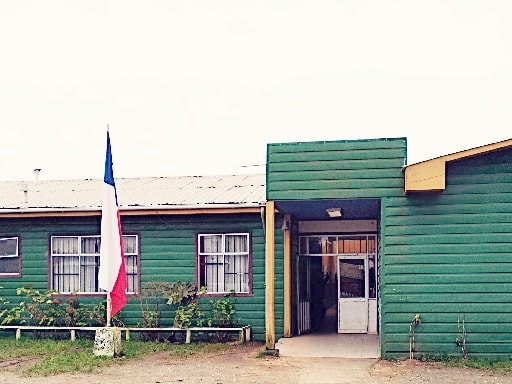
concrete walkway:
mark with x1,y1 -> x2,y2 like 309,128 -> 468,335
275,333 -> 380,358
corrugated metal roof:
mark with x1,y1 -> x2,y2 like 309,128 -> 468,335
0,174 -> 266,212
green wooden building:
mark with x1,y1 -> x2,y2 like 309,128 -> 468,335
2,136 -> 512,360
264,136 -> 512,360
0,175 -> 269,341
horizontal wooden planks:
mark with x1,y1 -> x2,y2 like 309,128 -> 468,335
381,148 -> 512,359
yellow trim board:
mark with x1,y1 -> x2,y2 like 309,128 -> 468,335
0,206 -> 262,218
404,138 -> 512,193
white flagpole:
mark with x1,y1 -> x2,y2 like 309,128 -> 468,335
106,124 -> 112,328
94,126 -> 124,357
106,292 -> 112,326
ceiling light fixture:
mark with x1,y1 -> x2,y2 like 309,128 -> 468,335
326,208 -> 342,218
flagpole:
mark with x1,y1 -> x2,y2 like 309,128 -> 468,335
106,292 -> 112,326
94,128 -> 126,357
105,124 -> 112,328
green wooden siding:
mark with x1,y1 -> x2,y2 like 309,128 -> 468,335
0,213 -> 269,341
266,138 -> 407,200
381,148 -> 512,360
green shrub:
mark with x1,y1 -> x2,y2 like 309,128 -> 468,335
208,290 -> 238,327
165,281 -> 206,328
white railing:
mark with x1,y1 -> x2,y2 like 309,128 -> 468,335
0,325 -> 251,343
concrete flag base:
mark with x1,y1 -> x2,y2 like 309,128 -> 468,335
93,327 -> 123,357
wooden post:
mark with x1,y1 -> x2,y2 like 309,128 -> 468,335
283,214 -> 292,337
265,201 -> 276,350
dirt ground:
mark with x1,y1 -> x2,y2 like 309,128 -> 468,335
1,342 -> 512,384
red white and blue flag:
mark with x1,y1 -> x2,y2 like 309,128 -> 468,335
99,131 -> 127,317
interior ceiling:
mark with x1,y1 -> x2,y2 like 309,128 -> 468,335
274,198 -> 381,221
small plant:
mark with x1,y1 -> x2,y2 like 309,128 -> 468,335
89,298 -> 124,327
138,282 -> 171,328
136,281 -> 174,340
1,287 -> 59,326
0,286 -> 9,323
455,314 -> 468,359
57,293 -> 90,327
208,290 -> 237,327
166,281 -> 206,329
207,290 -> 240,342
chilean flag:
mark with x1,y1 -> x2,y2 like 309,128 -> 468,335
99,131 -> 127,317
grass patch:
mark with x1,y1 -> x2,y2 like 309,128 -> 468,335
444,358 -> 512,374
0,335 -> 249,377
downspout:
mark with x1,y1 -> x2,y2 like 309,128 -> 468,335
260,206 -> 265,235
265,201 -> 276,351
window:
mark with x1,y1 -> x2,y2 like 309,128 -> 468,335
0,236 -> 20,277
198,233 -> 250,294
50,235 -> 139,294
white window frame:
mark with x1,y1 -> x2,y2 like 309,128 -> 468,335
198,233 -> 251,295
0,236 -> 20,277
50,234 -> 139,294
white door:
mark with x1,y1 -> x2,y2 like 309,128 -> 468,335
337,256 -> 368,333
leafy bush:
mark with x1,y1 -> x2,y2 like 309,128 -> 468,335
208,290 -> 238,327
0,286 -> 8,322
165,281 -> 206,328
0,286 -> 121,328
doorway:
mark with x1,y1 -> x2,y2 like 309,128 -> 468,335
297,233 -> 378,335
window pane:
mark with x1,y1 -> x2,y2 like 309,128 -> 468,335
200,235 -> 222,253
205,254 -> 223,292
308,237 -> 323,254
0,257 -> 19,274
339,259 -> 365,298
225,254 -> 249,293
52,237 -> 78,255
80,256 -> 98,292
81,237 -> 100,254
0,237 -> 18,256
0,237 -> 19,275
126,255 -> 138,293
299,237 -> 308,255
225,234 -> 248,253
124,235 -> 137,254
53,255 -> 79,292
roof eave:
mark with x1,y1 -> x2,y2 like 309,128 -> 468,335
0,202 -> 267,218
403,138 -> 512,193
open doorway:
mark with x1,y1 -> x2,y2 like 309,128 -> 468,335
297,234 -> 378,336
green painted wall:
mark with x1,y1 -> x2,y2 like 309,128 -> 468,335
381,148 -> 512,360
0,213 -> 270,341
266,137 -> 407,200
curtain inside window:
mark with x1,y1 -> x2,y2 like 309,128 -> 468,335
52,236 -> 137,294
52,237 -> 80,292
202,234 -> 249,294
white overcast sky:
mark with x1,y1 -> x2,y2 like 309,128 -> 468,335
1,1 -> 511,181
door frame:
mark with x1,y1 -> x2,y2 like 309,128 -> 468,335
295,231 -> 379,336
